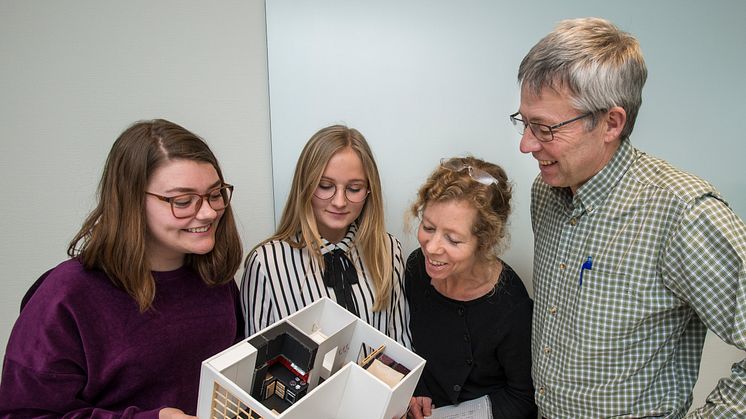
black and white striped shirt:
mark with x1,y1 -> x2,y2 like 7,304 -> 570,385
240,224 -> 412,348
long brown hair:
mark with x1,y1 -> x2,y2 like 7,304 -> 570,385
258,125 -> 392,311
68,119 -> 242,311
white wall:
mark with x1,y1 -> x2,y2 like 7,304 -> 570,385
265,0 -> 745,411
0,0 -> 274,368
1,0 -> 744,411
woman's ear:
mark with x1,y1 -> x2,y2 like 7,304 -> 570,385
603,106 -> 627,143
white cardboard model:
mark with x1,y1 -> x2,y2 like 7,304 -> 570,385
197,297 -> 425,419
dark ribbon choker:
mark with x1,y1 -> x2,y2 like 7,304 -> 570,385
322,248 -> 359,317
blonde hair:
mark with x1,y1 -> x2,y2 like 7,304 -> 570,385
258,125 -> 392,311
68,119 -> 243,311
409,157 -> 512,263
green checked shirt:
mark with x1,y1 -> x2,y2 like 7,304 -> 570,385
530,139 -> 746,418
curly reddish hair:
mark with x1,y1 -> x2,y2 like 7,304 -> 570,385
410,156 -> 512,262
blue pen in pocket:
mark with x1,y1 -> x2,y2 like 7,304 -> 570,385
579,256 -> 592,287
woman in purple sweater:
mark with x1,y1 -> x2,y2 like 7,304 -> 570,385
0,119 -> 244,418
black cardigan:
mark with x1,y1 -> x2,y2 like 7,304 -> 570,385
405,249 -> 537,419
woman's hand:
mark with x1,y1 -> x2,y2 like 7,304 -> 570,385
159,407 -> 197,419
408,396 -> 433,419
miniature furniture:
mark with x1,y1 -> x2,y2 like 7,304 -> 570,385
197,297 -> 425,419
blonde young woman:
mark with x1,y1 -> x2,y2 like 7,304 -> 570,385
240,125 -> 410,347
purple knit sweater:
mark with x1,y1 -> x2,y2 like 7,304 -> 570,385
0,259 -> 242,418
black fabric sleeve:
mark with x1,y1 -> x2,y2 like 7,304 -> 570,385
488,298 -> 536,418
405,249 -> 433,400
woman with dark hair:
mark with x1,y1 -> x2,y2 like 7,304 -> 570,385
406,157 -> 536,419
0,119 -> 244,418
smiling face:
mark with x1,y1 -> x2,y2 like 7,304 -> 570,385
417,200 -> 480,283
311,147 -> 368,243
144,159 -> 224,271
518,85 -> 621,194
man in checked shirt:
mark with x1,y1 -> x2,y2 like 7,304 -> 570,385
509,17 -> 746,418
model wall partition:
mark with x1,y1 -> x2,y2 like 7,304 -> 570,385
196,298 -> 425,419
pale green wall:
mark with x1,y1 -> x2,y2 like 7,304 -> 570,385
265,0 -> 746,412
0,0 -> 274,371
1,0 -> 743,411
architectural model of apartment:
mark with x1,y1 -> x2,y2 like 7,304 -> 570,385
196,297 -> 425,419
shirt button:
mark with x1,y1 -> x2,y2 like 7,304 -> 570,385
463,334 -> 470,342
549,306 -> 557,315
466,358 -> 473,365
559,263 -> 566,270
457,307 -> 465,316
543,345 -> 552,354
453,384 -> 461,392
569,218 -> 577,226
538,386 -> 545,396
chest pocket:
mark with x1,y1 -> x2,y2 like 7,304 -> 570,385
572,266 -> 639,349
572,262 -> 683,352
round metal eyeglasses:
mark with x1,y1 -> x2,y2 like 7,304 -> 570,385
313,182 -> 369,203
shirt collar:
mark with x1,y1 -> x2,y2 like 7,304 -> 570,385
320,223 -> 357,255
551,138 -> 638,214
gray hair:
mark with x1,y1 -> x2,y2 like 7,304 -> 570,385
518,17 -> 648,140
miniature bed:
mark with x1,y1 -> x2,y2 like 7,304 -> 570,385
196,297 -> 425,419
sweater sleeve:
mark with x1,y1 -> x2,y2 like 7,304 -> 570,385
404,249 -> 431,399
2,261 -> 236,418
488,298 -> 537,419
0,357 -> 160,419
0,286 -> 161,419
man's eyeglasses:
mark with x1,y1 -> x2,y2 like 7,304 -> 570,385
146,184 -> 233,219
509,111 -> 592,142
314,181 -> 369,203
440,158 -> 499,186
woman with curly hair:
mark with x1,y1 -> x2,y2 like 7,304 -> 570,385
406,157 -> 535,419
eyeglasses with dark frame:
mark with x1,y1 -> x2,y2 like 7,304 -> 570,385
313,181 -> 370,203
509,111 -> 592,142
146,184 -> 234,219
440,158 -> 499,186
